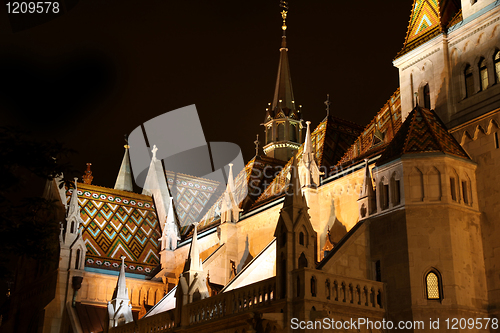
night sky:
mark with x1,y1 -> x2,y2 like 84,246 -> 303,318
1,0 -> 412,189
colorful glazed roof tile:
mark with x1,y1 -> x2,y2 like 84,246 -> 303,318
396,0 -> 460,58
66,183 -> 161,275
193,155 -> 285,235
165,172 -> 222,235
376,105 -> 469,165
337,88 -> 402,167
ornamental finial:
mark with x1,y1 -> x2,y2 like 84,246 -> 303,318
325,94 -> 331,118
280,1 -> 289,33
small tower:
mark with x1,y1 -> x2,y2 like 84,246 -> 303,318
274,156 -> 317,302
262,2 -> 303,161
107,256 -> 134,328
176,223 -> 209,325
357,159 -> 376,219
114,140 -> 134,192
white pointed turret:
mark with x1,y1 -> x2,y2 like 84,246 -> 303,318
220,164 -> 243,223
298,121 -> 323,188
142,145 -> 172,231
176,222 -> 209,311
115,144 -> 134,192
159,196 -> 180,251
108,256 -> 134,327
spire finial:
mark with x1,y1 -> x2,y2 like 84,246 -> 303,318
254,134 -> 260,156
325,94 -> 331,118
280,1 -> 289,34
151,145 -> 158,161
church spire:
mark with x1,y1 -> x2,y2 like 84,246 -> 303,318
114,139 -> 134,192
271,2 -> 295,117
262,1 -> 302,162
183,222 -> 202,273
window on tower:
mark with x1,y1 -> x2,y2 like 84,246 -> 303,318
425,270 -> 443,300
464,64 -> 474,98
423,84 -> 431,109
277,123 -> 285,141
266,126 -> 272,144
479,57 -> 488,91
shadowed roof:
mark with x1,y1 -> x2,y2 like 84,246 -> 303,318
376,105 -> 470,166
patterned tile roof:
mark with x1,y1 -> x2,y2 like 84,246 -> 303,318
396,0 -> 461,58
66,183 -> 161,275
165,172 -> 222,236
376,105 -> 469,165
337,88 -> 403,167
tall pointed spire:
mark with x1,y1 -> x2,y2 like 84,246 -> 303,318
262,1 -> 302,161
184,222 -> 202,272
114,139 -> 134,192
221,164 -> 242,223
108,256 -> 134,327
271,2 -> 295,117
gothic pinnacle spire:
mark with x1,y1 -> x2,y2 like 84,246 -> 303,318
114,136 -> 134,192
272,0 -> 295,115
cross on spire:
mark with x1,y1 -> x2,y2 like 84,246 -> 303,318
151,145 -> 158,161
325,94 -> 331,118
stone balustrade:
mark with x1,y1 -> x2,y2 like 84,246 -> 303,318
299,270 -> 385,311
187,277 -> 276,324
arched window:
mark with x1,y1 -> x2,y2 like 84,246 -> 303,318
425,270 -> 442,300
391,172 -> 401,206
266,126 -> 272,144
299,232 -> 304,246
423,84 -> 431,109
310,276 -> 317,297
298,252 -> 308,269
464,64 -> 474,97
494,50 -> 500,84
479,57 -> 488,91
277,123 -> 285,141
70,221 -> 75,233
450,176 -> 457,202
75,249 -> 81,269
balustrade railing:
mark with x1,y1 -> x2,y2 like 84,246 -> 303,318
187,277 -> 276,325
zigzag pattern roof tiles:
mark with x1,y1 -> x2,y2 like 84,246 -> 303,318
376,105 -> 469,165
66,183 -> 161,275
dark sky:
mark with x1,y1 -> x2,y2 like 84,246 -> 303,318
0,0 -> 412,189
